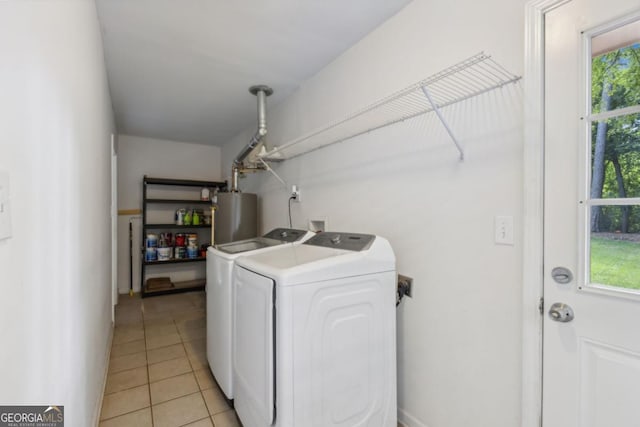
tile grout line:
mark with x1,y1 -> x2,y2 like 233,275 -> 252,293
141,300 -> 155,427
184,344 -> 211,425
103,366 -> 148,396
152,390 -> 203,411
99,403 -> 152,423
178,414 -> 212,427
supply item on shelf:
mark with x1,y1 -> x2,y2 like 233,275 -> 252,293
146,277 -> 173,291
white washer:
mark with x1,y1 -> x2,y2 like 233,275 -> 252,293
206,228 -> 315,400
233,232 -> 397,427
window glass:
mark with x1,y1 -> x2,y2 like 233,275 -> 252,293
591,25 -> 640,114
587,20 -> 640,292
590,205 -> 640,290
590,113 -> 640,199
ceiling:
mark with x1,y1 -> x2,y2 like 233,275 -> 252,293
96,0 -> 413,146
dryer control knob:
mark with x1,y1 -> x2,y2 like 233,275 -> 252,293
280,231 -> 288,238
331,235 -> 341,245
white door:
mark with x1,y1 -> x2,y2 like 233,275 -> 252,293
544,1 -> 640,426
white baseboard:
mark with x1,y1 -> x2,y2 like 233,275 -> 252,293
398,408 -> 429,427
93,322 -> 114,426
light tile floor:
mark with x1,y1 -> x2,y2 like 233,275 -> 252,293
100,291 -> 240,427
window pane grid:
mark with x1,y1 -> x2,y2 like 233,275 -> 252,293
586,34 -> 640,292
588,104 -> 640,122
585,198 -> 640,206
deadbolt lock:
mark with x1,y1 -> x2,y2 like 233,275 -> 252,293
551,267 -> 573,284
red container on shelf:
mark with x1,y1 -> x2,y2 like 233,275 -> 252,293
175,233 -> 186,247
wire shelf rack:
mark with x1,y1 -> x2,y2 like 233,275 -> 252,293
259,52 -> 521,161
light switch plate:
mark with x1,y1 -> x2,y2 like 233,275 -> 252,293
0,172 -> 12,240
495,215 -> 514,245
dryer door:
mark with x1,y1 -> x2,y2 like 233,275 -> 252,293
233,266 -> 275,427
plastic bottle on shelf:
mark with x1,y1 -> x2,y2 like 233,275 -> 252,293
183,209 -> 192,226
201,187 -> 210,201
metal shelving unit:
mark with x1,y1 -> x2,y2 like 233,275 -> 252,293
143,257 -> 207,266
141,176 -> 226,298
258,52 -> 521,162
144,224 -> 212,230
145,199 -> 214,205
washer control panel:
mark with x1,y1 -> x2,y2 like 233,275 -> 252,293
263,228 -> 308,242
304,232 -> 375,251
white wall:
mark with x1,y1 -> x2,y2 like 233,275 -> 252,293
0,1 -> 115,426
222,0 -> 525,426
117,134 -> 222,293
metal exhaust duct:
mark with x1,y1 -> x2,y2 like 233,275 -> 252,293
231,85 -> 273,192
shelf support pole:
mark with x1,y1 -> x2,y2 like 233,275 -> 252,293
421,86 -> 464,160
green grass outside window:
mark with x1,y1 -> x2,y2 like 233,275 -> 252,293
591,236 -> 640,290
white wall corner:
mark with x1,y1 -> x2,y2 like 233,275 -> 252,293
93,325 -> 114,425
398,408 -> 430,427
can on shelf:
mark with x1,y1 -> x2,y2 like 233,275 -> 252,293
145,247 -> 157,261
146,233 -> 158,248
187,234 -> 198,248
174,246 -> 186,259
186,246 -> 199,259
157,247 -> 172,261
159,232 -> 173,247
175,233 -> 186,247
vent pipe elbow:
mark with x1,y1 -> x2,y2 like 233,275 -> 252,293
233,85 -> 273,166
231,85 -> 273,191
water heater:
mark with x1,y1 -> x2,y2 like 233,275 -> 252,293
214,192 -> 257,244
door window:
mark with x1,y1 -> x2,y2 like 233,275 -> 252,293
585,19 -> 640,292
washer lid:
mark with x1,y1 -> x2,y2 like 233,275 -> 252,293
215,237 -> 280,254
262,228 -> 311,242
209,228 -> 314,258
303,232 -> 375,251
235,234 -> 395,286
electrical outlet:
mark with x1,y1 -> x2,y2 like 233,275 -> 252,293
291,185 -> 301,202
398,274 -> 413,298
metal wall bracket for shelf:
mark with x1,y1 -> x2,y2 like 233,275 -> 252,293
420,86 -> 464,160
258,158 -> 287,189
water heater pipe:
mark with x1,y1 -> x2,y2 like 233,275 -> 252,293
231,85 -> 273,192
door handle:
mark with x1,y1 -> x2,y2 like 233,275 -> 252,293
548,302 -> 574,322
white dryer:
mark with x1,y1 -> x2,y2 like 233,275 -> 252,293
233,232 -> 397,427
206,228 -> 315,400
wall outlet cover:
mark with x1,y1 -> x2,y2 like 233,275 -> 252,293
309,219 -> 327,232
